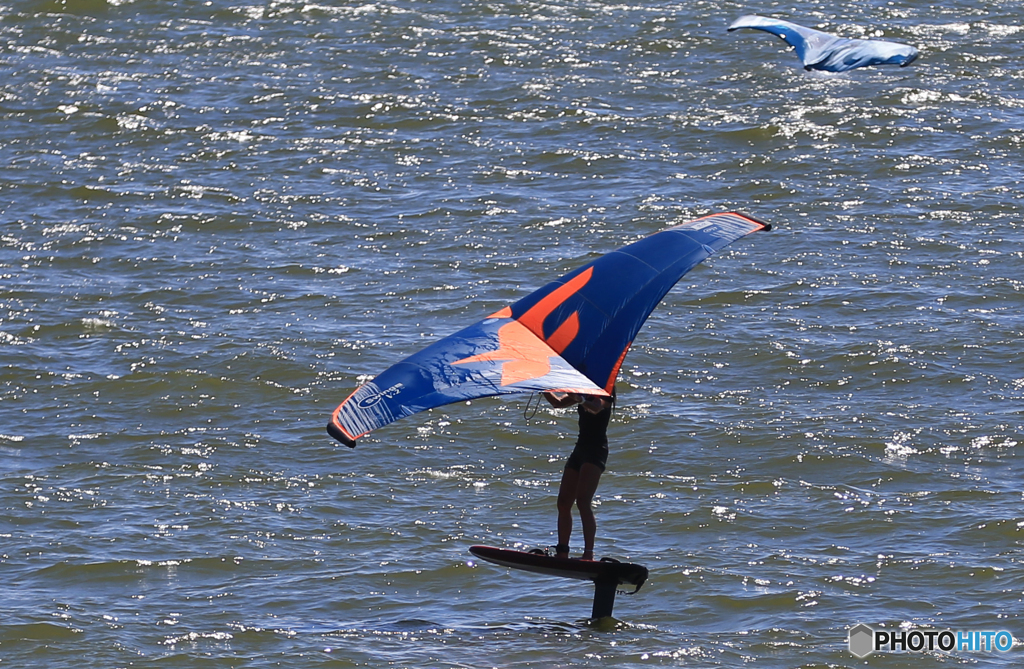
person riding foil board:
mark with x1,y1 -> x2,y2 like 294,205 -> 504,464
542,390 -> 615,560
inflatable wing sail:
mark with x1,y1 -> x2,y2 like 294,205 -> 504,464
728,15 -> 918,72
327,212 -> 770,447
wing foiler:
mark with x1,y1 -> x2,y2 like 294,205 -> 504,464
327,212 -> 771,447
728,15 -> 918,72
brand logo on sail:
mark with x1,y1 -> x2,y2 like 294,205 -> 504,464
357,383 -> 404,408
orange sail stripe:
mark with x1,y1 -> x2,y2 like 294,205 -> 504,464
453,319 -> 558,386
516,267 -> 593,340
454,267 -> 594,387
545,310 -> 579,354
604,342 -> 632,394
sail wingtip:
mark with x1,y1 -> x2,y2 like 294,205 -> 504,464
327,420 -> 358,448
731,210 -> 773,231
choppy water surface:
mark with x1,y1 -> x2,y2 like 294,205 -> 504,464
2,0 -> 1022,666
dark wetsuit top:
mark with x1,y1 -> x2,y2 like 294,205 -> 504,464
565,403 -> 611,472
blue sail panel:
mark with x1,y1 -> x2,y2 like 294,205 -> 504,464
328,316 -> 605,446
728,15 -> 918,72
505,213 -> 771,392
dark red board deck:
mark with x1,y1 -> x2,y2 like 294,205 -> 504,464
469,545 -> 648,588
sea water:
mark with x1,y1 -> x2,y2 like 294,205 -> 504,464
1,1 -> 1022,666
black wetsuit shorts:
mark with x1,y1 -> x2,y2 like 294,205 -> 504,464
565,404 -> 611,472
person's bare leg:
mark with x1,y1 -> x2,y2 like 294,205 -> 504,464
573,462 -> 603,560
555,466 -> 579,558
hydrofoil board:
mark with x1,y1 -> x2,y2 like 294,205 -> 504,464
469,545 -> 648,590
